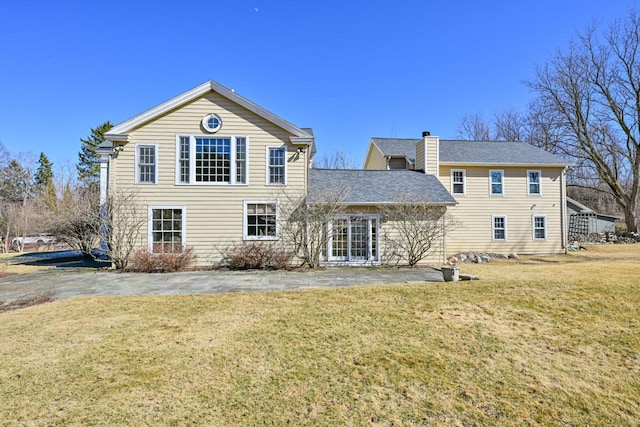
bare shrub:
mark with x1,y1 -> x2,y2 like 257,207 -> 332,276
276,188 -> 347,268
381,198 -> 458,267
222,242 -> 293,270
128,246 -> 196,273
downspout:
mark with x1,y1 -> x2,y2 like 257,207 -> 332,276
442,213 -> 447,264
560,166 -> 568,253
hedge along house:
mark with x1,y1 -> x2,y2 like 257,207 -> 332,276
101,80 -> 570,267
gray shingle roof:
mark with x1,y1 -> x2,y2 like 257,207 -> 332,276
372,138 -> 569,166
371,138 -> 417,163
440,140 -> 568,165
308,169 -> 457,205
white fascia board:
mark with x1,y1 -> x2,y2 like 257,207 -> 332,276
104,133 -> 130,142
289,136 -> 314,145
108,80 -> 312,139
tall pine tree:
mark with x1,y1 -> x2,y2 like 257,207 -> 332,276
77,121 -> 112,192
0,159 -> 31,204
34,152 -> 57,210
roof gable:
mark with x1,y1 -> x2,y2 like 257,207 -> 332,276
370,138 -> 418,163
105,80 -> 313,144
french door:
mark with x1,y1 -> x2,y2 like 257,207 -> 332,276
327,215 -> 378,263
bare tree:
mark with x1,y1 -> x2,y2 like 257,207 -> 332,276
457,112 -> 492,141
494,108 -> 525,141
276,187 -> 348,268
313,149 -> 359,169
380,198 -> 457,267
47,186 -> 146,269
48,188 -> 99,254
528,11 -> 640,231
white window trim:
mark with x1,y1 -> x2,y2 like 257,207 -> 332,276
135,143 -> 158,185
532,214 -> 547,241
489,169 -> 505,196
265,146 -> 287,186
527,170 -> 542,196
451,169 -> 466,196
326,214 -> 380,263
243,200 -> 279,241
492,215 -> 508,242
174,134 -> 249,186
147,205 -> 186,252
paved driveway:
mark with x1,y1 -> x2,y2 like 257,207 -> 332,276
0,267 -> 444,302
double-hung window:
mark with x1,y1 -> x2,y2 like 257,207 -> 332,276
244,201 -> 278,240
490,170 -> 504,195
492,215 -> 507,241
177,135 -> 247,184
451,169 -> 466,195
149,206 -> 185,253
136,144 -> 157,184
267,146 -> 286,185
533,215 -> 547,240
527,170 -> 541,195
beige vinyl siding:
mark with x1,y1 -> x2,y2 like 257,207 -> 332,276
415,139 -> 425,171
363,144 -> 387,170
425,136 -> 439,175
111,92 -> 308,265
440,165 -> 565,255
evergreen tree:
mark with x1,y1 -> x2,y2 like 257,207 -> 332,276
34,152 -> 57,210
34,152 -> 54,188
77,121 -> 112,191
0,159 -> 32,203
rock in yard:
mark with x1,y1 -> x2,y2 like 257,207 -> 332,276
508,253 -> 519,260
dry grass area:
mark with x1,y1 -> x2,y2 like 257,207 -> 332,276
1,245 -> 639,425
0,261 -> 49,278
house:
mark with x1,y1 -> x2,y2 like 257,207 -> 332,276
363,134 -> 570,256
101,80 -> 570,267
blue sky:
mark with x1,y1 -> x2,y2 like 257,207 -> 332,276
0,0 -> 634,170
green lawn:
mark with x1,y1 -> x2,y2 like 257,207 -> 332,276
1,245 -> 639,425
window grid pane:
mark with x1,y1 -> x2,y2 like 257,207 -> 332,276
453,171 -> 464,194
331,219 -> 348,258
534,216 -> 546,239
371,219 -> 377,259
491,171 -> 503,194
269,148 -> 285,184
236,137 -> 246,184
196,138 -> 231,182
350,218 -> 368,258
179,136 -> 190,183
246,203 -> 277,238
493,217 -> 506,240
529,172 -> 540,194
151,208 -> 183,253
138,146 -> 156,183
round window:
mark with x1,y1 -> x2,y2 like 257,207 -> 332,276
202,113 -> 222,133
